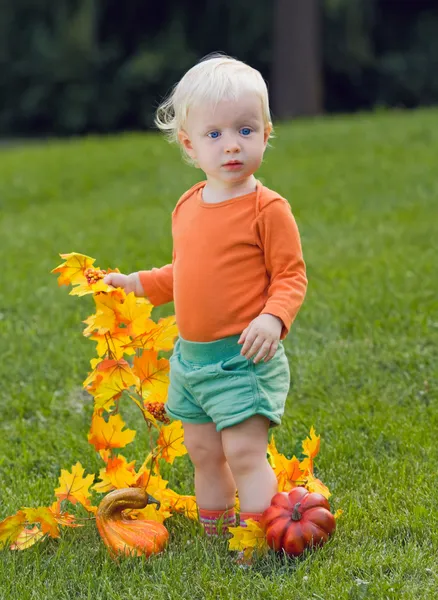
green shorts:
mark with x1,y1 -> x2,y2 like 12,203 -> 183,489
165,334 -> 291,432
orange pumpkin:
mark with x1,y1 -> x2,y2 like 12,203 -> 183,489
96,487 -> 169,558
260,487 -> 336,556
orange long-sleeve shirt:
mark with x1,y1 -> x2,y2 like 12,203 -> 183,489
138,180 -> 307,342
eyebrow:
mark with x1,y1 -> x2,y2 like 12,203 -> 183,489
203,115 -> 261,130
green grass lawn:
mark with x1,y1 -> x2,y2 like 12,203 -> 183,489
0,108 -> 437,600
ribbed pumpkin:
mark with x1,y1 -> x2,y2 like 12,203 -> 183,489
96,487 -> 169,558
260,487 -> 336,556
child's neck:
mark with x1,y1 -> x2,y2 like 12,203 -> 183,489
202,175 -> 257,204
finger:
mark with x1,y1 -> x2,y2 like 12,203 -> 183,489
263,342 -> 278,363
238,329 -> 247,344
244,336 -> 265,360
253,341 -> 274,364
240,331 -> 257,355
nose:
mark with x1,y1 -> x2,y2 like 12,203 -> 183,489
224,133 -> 241,154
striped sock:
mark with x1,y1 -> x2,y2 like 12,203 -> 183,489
198,507 -> 236,536
239,511 -> 263,527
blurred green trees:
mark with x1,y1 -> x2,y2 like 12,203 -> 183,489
0,0 -> 437,135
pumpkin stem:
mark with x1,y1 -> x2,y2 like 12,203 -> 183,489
291,502 -> 302,521
147,494 -> 161,510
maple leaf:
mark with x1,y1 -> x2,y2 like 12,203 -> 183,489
133,350 -> 170,400
92,455 -> 137,492
268,435 -> 306,492
49,501 -> 82,528
304,472 -> 331,498
86,328 -> 134,360
117,293 -> 153,338
228,519 -> 269,559
51,252 -> 95,287
10,526 -> 45,551
301,426 -> 321,473
0,511 -> 26,549
126,316 -> 179,352
88,412 -> 136,451
54,462 -> 97,513
22,507 -> 60,538
91,293 -> 125,335
124,502 -> 172,524
156,420 -> 187,464
159,489 -> 198,520
83,358 -> 138,411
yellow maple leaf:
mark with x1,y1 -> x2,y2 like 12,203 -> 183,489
156,420 -> 187,464
133,350 -> 170,400
51,252 -> 95,287
92,294 -> 125,335
159,489 -> 198,520
92,454 -> 137,492
126,316 -> 179,352
228,519 -> 269,558
88,412 -> 136,451
124,501 -> 172,524
117,292 -> 153,338
301,426 -> 320,474
0,511 -> 26,549
9,526 -> 45,551
54,462 -> 96,512
304,472 -> 331,499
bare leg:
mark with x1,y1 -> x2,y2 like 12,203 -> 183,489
183,421 -> 236,510
221,415 -> 277,513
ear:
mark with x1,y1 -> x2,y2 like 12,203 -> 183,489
178,129 -> 197,160
263,123 -> 273,146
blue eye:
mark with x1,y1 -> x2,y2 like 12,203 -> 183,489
240,127 -> 252,136
208,131 -> 221,139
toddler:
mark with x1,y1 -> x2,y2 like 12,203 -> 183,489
103,53 -> 307,542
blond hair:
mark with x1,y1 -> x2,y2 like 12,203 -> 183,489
155,53 -> 273,150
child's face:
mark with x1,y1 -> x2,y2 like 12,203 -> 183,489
179,93 -> 271,187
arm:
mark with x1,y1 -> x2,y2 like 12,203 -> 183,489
137,247 -> 175,306
256,199 -> 307,339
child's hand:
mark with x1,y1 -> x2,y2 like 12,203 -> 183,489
103,272 -> 143,296
238,314 -> 283,364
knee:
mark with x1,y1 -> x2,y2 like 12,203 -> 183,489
184,438 -> 226,469
223,440 -> 265,475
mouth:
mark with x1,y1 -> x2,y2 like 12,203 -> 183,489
223,161 -> 244,169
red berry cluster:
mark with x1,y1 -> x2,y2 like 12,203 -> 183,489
85,267 -> 107,284
145,402 -> 170,424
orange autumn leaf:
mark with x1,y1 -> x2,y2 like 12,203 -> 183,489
267,435 -> 306,492
156,420 -> 187,464
10,526 -> 45,551
51,252 -> 95,287
49,501 -> 82,528
0,511 -> 26,549
21,507 -> 60,538
88,412 -> 136,451
54,462 -> 97,513
92,455 -> 137,492
133,350 -> 170,400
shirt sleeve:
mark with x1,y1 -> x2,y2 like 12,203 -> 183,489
255,199 -> 307,340
137,247 -> 175,306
